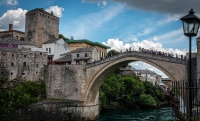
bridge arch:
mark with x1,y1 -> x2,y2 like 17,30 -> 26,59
84,55 -> 186,106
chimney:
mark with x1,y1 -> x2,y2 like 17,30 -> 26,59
9,24 -> 13,31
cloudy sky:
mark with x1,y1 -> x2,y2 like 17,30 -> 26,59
1,0 -> 200,78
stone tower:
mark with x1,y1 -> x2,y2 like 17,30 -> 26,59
25,8 -> 59,47
196,37 -> 200,81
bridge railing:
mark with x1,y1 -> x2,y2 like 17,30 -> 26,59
86,51 -> 186,68
171,80 -> 200,121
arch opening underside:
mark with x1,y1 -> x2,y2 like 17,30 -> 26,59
85,57 -> 181,105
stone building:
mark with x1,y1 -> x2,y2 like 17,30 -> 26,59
66,39 -> 110,60
0,24 -> 25,40
71,47 -> 98,65
120,65 -> 136,76
25,8 -> 59,47
136,69 -> 162,85
0,46 -> 48,84
54,47 -> 98,65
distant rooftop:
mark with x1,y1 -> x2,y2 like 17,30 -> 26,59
65,39 -> 110,49
0,37 -> 35,45
54,52 -> 72,62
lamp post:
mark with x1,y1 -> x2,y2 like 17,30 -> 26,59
180,9 -> 200,119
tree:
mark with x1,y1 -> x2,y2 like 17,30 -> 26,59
59,34 -> 69,40
107,49 -> 119,56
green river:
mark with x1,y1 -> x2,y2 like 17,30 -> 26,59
95,107 -> 172,121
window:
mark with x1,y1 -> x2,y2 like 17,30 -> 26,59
77,54 -> 79,57
76,61 -> 79,65
11,62 -> 14,67
22,73 -> 25,75
11,72 -> 13,75
49,48 -> 51,54
24,55 -> 26,58
12,54 -> 14,57
46,48 -> 48,52
40,52 -> 42,55
3,53 -> 6,56
8,44 -> 12,47
1,62 -> 4,67
85,53 -> 87,57
16,36 -> 18,39
23,62 -> 26,67
36,64 -> 38,68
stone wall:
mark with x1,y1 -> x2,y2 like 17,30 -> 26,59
0,48 -> 48,86
46,65 -> 86,101
197,37 -> 200,82
4,100 -> 99,121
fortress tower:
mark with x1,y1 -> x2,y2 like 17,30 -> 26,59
25,8 -> 59,47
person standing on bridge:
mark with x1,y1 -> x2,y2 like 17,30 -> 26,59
139,47 -> 141,52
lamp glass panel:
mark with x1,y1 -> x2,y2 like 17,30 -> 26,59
188,22 -> 194,33
194,20 -> 200,34
183,21 -> 188,34
183,20 -> 195,34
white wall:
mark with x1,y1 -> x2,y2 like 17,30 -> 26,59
42,43 -> 54,55
53,38 -> 70,60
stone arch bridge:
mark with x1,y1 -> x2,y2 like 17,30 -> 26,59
45,51 -> 186,120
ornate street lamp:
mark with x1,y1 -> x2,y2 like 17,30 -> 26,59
180,9 -> 200,119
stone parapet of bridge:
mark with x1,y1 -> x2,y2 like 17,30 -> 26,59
86,51 -> 186,68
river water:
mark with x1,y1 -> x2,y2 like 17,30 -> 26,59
95,107 -> 172,121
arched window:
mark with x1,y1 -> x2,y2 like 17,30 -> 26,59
85,53 -> 87,57
23,62 -> 26,67
11,62 -> 14,67
77,54 -> 79,57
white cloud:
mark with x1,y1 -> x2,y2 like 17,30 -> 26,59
97,1 -> 107,8
156,15 -> 180,26
130,61 -> 168,78
147,28 -> 185,45
5,0 -> 18,5
133,38 -> 138,42
0,8 -> 27,31
153,36 -> 158,41
103,38 -> 186,56
103,38 -> 187,78
103,1 -> 107,6
66,3 -> 125,39
45,6 -> 64,18
136,28 -> 154,36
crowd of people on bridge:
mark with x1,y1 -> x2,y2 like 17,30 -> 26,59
118,47 -> 186,59
95,47 -> 186,64
138,47 -> 186,59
